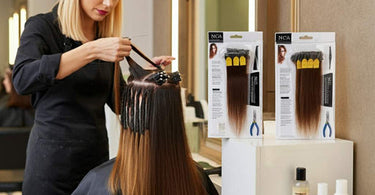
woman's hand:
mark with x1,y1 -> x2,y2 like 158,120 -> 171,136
145,56 -> 175,70
89,37 -> 132,62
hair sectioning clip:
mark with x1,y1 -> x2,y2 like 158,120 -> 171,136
146,71 -> 181,86
147,71 -> 169,85
168,71 -> 182,84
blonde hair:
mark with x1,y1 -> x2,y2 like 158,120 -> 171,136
57,0 -> 122,42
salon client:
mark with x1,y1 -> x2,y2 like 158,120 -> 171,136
13,0 -> 173,194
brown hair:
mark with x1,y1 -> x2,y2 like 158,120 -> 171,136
291,51 -> 322,135
226,49 -> 249,135
278,45 -> 287,64
109,62 -> 206,194
3,69 -> 32,109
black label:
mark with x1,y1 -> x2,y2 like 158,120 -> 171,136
323,73 -> 333,107
249,72 -> 260,106
208,32 -> 224,43
275,33 -> 292,44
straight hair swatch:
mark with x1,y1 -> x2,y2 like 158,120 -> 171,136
291,51 -> 323,135
225,48 -> 249,135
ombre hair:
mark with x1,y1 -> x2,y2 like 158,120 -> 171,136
108,59 -> 207,195
291,51 -> 322,135
57,0 -> 122,42
225,49 -> 249,135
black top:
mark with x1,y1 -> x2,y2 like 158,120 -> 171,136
12,5 -> 125,195
72,158 -> 219,195
13,6 -> 125,141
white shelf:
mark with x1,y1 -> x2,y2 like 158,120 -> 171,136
222,137 -> 353,195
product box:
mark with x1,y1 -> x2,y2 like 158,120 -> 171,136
275,32 -> 335,139
208,32 -> 262,138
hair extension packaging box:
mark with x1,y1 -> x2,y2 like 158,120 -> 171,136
275,32 -> 335,139
208,32 -> 263,138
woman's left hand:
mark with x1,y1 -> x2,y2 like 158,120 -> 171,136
145,56 -> 175,70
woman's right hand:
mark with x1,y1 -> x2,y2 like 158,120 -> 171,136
89,37 -> 132,62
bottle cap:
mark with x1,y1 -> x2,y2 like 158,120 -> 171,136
296,167 -> 306,181
334,179 -> 348,195
317,183 -> 328,195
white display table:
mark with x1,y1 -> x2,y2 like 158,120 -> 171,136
222,136 -> 353,195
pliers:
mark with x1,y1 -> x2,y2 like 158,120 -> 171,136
323,111 -> 332,138
250,111 -> 259,136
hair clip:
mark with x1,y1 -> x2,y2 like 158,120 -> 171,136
147,71 -> 169,85
168,71 -> 181,84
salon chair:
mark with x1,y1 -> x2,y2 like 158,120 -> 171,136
0,127 -> 31,194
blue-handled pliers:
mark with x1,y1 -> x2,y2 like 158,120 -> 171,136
323,112 -> 332,138
250,111 -> 259,136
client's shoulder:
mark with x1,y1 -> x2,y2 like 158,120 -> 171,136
72,158 -> 116,195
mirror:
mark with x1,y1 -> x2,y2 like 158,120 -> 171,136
178,0 -> 254,164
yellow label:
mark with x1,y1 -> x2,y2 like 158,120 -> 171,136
233,56 -> 240,66
292,187 -> 309,195
240,56 -> 246,66
226,57 -> 232,66
307,59 -> 314,68
301,59 -> 308,69
297,60 -> 302,69
313,59 -> 320,68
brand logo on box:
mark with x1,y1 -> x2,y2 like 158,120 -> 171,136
276,33 -> 292,44
209,32 -> 224,43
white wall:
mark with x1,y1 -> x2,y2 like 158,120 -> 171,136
28,0 -> 57,16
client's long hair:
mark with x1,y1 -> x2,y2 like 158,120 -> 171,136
108,59 -> 206,195
291,51 -> 322,136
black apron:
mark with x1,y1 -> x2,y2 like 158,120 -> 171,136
22,57 -> 115,194
12,7 -> 123,194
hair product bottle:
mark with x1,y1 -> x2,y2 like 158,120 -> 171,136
317,183 -> 328,195
292,167 -> 309,195
334,179 -> 348,195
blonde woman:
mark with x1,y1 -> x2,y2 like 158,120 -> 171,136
13,0 -> 173,194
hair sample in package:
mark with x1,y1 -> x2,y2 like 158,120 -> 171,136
291,51 -> 322,135
225,49 -> 249,135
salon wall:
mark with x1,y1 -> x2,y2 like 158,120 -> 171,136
297,1 -> 375,194
27,0 -> 56,16
256,0 -> 291,115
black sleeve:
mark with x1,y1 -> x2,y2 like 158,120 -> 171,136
12,16 -> 61,95
106,65 -> 126,113
196,163 -> 220,195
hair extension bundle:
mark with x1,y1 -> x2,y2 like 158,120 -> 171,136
225,48 -> 249,135
109,65 -> 206,195
291,51 -> 323,135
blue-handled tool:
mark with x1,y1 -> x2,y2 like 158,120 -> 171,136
250,111 -> 259,136
323,111 -> 332,138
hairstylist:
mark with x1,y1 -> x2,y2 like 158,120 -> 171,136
13,0 -> 174,194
